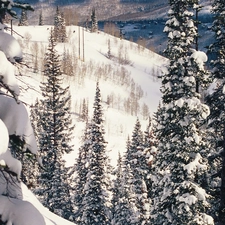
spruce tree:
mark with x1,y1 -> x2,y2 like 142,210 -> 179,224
34,28 -> 74,221
79,82 -> 111,225
54,6 -> 67,43
72,121 -> 91,224
151,1 -> 212,224
112,153 -> 139,225
206,1 -> 225,223
39,11 -> 44,26
18,9 -> 28,26
91,7 -> 98,33
124,118 -> 150,225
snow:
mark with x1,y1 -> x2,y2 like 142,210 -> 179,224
0,95 -> 39,157
183,153 -> 207,175
178,193 -> 197,205
0,31 -> 23,62
191,50 -> 208,70
0,22 -> 167,224
0,119 -> 9,156
0,195 -> 45,225
0,51 -> 20,96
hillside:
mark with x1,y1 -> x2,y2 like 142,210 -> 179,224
28,0 -> 211,23
12,24 -> 166,166
25,0 -> 214,56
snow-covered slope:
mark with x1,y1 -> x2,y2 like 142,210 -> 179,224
0,24 -> 167,225
12,25 -> 166,167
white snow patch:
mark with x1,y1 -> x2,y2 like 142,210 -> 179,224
202,213 -> 214,225
0,119 -> 9,155
0,95 -> 39,158
191,50 -> 208,70
0,51 -> 20,96
0,31 -> 23,62
175,98 -> 184,108
183,153 -> 207,175
178,193 -> 197,205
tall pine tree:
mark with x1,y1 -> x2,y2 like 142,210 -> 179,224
150,0 -> 212,224
112,153 -> 139,225
124,118 -> 150,225
54,6 -> 67,43
74,83 -> 112,225
91,7 -> 98,33
18,9 -> 28,26
34,28 -> 74,221
206,1 -> 225,223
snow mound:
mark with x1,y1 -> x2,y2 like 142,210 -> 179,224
0,95 -> 39,157
0,195 -> 46,225
0,51 -> 20,96
0,31 -> 23,62
0,119 -> 9,155
191,50 -> 208,70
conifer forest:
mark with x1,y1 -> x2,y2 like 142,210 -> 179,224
0,0 -> 225,225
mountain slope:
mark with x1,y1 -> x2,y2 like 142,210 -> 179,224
12,24 -> 166,166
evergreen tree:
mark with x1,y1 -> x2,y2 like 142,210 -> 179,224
61,47 -> 73,76
206,1 -> 225,223
34,29 -> 74,221
54,6 -> 67,43
72,121 -> 91,224
124,118 -> 150,225
107,39 -> 111,59
151,0 -> 212,224
18,9 -> 28,26
143,116 -> 157,197
112,153 -> 139,225
79,82 -> 111,225
91,7 -> 98,33
39,11 -> 44,26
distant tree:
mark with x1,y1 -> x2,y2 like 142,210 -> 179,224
79,82 -> 112,225
39,11 -> 44,26
151,0 -> 212,224
91,7 -> 98,32
34,29 -> 74,221
107,39 -> 111,59
54,6 -> 67,42
206,0 -> 225,223
80,98 -> 89,121
18,9 -> 28,26
61,47 -> 73,76
60,11 -> 67,42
